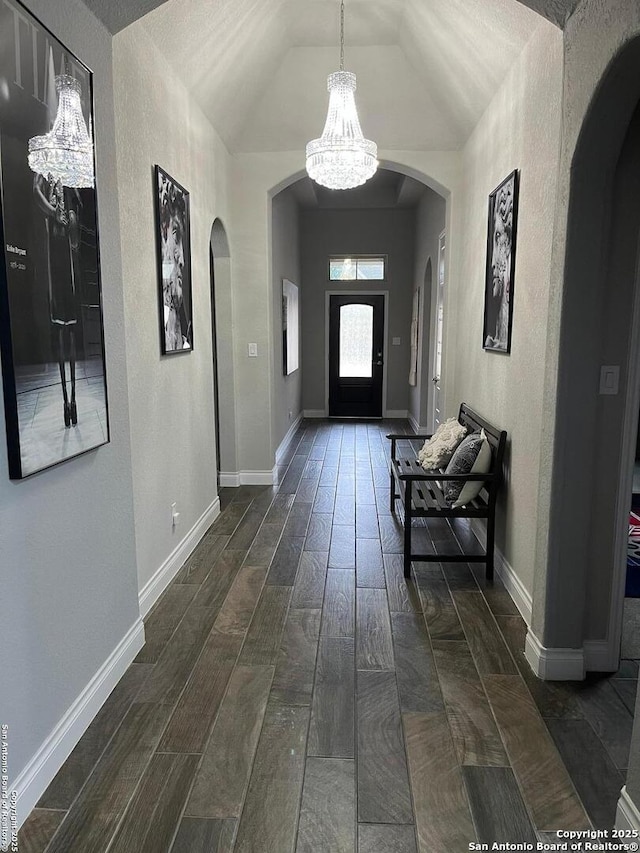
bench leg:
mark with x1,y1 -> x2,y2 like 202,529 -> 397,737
389,470 -> 396,513
486,514 -> 495,581
404,481 -> 412,578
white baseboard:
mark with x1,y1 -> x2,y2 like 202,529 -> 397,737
303,409 -> 326,418
385,409 -> 409,419
524,628 -> 585,681
138,497 -> 220,618
219,470 -> 277,487
469,519 -> 533,625
616,786 -> 640,832
13,617 -> 145,829
219,471 -> 241,487
408,413 -> 420,434
275,414 -> 303,466
240,469 -> 277,486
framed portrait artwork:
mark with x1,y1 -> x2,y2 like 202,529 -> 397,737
154,165 -> 193,354
483,169 -> 519,354
282,278 -> 299,375
0,0 -> 110,480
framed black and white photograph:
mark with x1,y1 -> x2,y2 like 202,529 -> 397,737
483,169 -> 519,354
282,278 -> 299,375
154,165 -> 193,354
0,0 -> 109,480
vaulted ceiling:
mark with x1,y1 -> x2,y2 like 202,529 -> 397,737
85,0 -> 577,154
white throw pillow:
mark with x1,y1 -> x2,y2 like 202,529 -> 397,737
417,418 -> 468,470
446,429 -> 492,508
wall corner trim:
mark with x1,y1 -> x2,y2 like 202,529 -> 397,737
616,786 -> 640,832
275,413 -> 303,466
470,519 -> 532,624
139,497 -> 221,618
584,640 -> 616,673
524,628 -> 585,681
13,617 -> 145,829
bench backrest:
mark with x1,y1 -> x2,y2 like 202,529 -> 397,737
458,403 -> 507,507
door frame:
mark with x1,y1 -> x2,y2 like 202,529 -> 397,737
606,239 -> 640,671
324,290 -> 389,417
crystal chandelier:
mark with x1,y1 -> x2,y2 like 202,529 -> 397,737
28,75 -> 94,188
305,0 -> 378,190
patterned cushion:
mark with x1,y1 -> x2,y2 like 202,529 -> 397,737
417,418 -> 468,471
443,429 -> 492,507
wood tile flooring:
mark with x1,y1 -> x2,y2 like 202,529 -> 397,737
20,421 -> 636,853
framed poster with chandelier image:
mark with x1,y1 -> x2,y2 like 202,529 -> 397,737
483,169 -> 519,354
0,0 -> 110,480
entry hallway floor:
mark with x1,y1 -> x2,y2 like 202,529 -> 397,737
20,420 -> 637,852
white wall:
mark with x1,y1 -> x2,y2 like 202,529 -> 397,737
113,24 -> 232,595
444,21 -> 563,598
410,188 -> 446,429
0,0 -> 141,822
271,189 -> 302,453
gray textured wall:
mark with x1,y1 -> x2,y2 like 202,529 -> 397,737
410,189 -> 446,429
271,189 -> 303,450
300,207 -> 416,415
0,0 -> 140,810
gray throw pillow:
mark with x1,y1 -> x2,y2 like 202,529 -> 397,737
443,431 -> 490,505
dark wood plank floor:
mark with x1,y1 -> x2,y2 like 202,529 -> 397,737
19,420 -> 636,852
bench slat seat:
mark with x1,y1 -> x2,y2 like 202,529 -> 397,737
388,403 -> 507,579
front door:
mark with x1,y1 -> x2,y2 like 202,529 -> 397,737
329,294 -> 384,417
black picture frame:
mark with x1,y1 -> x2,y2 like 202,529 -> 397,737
154,165 -> 193,355
483,169 -> 519,354
0,0 -> 110,480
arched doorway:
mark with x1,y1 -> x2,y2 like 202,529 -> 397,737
539,38 -> 640,673
210,219 -> 238,484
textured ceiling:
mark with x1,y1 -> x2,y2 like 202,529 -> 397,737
93,0 -> 573,153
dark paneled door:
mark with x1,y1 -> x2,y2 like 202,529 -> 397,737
329,294 -> 385,417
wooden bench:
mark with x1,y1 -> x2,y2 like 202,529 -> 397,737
388,403 -> 507,579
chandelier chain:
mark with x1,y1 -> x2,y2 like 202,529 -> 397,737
340,0 -> 345,72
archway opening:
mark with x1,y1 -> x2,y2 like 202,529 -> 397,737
544,36 -> 640,670
269,167 -> 446,446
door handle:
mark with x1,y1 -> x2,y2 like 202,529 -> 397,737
432,376 -> 439,384
375,360 -> 383,366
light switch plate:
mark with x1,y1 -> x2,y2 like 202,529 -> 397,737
248,343 -> 258,357
599,365 -> 619,395
392,337 -> 401,346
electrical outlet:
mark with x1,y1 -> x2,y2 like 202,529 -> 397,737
171,502 -> 180,528
288,410 -> 293,421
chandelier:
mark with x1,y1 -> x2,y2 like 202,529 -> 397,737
305,0 -> 378,190
28,75 -> 94,188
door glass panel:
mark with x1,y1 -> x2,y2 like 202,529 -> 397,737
339,304 -> 373,377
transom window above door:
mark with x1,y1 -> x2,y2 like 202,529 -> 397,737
329,256 -> 386,281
